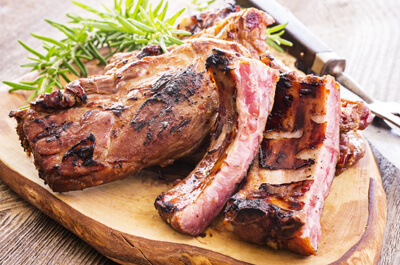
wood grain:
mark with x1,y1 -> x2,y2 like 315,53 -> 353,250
0,0 -> 398,264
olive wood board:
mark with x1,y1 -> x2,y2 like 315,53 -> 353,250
0,87 -> 387,264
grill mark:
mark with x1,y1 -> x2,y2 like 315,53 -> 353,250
105,104 -> 126,117
150,73 -> 174,95
143,131 -> 152,146
57,133 -> 106,178
170,118 -> 192,134
62,133 -> 96,164
83,110 -> 93,119
32,121 -> 73,143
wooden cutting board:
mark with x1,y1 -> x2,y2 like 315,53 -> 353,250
0,87 -> 387,265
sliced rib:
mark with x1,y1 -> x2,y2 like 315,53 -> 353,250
224,71 -> 340,255
154,49 -> 279,236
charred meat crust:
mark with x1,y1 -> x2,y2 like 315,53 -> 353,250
225,179 -> 314,232
136,44 -> 164,59
225,195 -> 305,246
61,133 -> 101,167
30,82 -> 88,112
131,67 -> 204,132
9,110 -> 31,154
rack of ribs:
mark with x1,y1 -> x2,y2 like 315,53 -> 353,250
224,71 -> 341,255
9,39 -> 255,192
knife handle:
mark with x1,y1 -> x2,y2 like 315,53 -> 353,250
238,0 -> 332,71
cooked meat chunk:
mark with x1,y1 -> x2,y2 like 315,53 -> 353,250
336,130 -> 367,175
190,8 -> 274,58
340,99 -> 373,132
224,72 -> 340,255
9,39 -> 253,192
154,50 -> 279,236
177,4 -> 241,36
336,98 -> 372,175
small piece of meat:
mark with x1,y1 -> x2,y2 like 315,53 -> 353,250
154,50 -> 279,236
9,39 -> 253,192
191,8 -> 275,58
224,71 -> 340,255
177,4 -> 241,36
335,98 -> 372,175
340,99 -> 373,132
336,130 -> 366,175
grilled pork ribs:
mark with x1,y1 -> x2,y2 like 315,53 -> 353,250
9,4 -> 373,256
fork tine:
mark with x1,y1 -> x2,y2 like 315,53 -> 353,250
369,104 -> 400,129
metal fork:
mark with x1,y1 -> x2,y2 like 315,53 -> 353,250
335,72 -> 400,129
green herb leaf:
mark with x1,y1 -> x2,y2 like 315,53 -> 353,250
3,81 -> 38,91
266,22 -> 293,52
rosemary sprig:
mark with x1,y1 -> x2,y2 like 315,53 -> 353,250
4,0 -> 190,104
266,22 -> 293,52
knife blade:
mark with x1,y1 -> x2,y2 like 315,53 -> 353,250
236,0 -> 400,129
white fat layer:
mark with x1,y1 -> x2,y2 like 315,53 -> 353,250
296,148 -> 320,161
311,113 -> 326,123
248,164 -> 316,185
263,129 -> 303,140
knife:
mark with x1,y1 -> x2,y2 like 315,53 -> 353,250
236,0 -> 400,129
